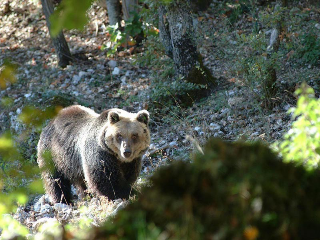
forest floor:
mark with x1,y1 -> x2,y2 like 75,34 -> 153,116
1,0 -> 320,237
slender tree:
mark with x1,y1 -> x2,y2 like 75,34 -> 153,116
41,0 -> 72,68
158,1 -> 215,86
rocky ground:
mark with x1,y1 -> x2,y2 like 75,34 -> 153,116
1,0 -> 320,237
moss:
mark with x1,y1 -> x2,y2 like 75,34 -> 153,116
91,138 -> 320,239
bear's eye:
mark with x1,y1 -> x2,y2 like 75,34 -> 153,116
116,134 -> 122,141
132,134 -> 138,140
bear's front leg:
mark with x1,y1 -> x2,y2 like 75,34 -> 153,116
82,155 -> 132,200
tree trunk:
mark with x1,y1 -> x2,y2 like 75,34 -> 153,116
263,1 -> 284,107
105,0 -> 122,26
158,2 -> 214,86
122,0 -> 138,21
41,0 -> 72,68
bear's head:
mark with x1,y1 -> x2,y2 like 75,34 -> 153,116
99,109 -> 150,162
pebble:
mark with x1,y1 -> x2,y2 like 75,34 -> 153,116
149,143 -> 156,150
194,126 -> 201,132
121,76 -> 127,85
125,70 -> 131,77
40,204 -> 52,214
24,93 -> 32,98
108,60 -> 117,68
112,67 -> 120,75
78,71 -> 87,78
209,123 -> 221,131
220,108 -> 230,116
72,75 -> 81,84
169,141 -> 178,148
97,64 -> 104,69
34,198 -> 42,212
54,203 -> 71,212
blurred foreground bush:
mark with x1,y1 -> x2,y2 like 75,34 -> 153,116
91,138 -> 320,240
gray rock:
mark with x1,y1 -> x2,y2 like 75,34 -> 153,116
24,93 -> 32,98
125,70 -> 132,77
209,123 -> 221,131
78,71 -> 87,78
72,75 -> 81,84
108,60 -> 117,68
54,203 -> 71,212
169,141 -> 178,148
194,126 -> 201,132
112,67 -> 120,75
40,204 -> 52,214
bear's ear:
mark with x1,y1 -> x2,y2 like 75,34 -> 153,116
99,110 -> 110,121
136,110 -> 149,125
109,111 -> 120,124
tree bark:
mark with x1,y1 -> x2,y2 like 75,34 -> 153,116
41,0 -> 72,68
122,0 -> 139,21
263,2 -> 284,107
158,2 -> 214,85
105,0 -> 122,26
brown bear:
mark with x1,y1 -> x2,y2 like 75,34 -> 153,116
37,105 -> 150,204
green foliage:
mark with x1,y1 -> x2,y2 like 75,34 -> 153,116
223,1 -> 250,26
91,138 -> 320,239
276,83 -> 320,169
18,106 -> 61,132
0,59 -> 18,89
50,0 -> 93,37
102,23 -> 123,56
0,215 -> 29,239
236,32 -> 278,102
102,11 -> 155,56
297,32 -> 320,65
134,35 -> 163,67
150,69 -> 203,108
0,60 -> 60,236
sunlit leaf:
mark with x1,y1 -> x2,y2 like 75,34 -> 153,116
15,192 -> 28,205
0,134 -> 14,150
0,60 -> 18,89
50,0 -> 93,37
0,97 -> 14,107
28,180 -> 45,194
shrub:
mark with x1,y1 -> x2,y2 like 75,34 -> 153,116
297,32 -> 320,65
91,138 -> 320,239
276,83 -> 320,169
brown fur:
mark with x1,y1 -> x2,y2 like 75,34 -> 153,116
37,105 -> 150,204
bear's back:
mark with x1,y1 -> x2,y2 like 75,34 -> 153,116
57,105 -> 99,122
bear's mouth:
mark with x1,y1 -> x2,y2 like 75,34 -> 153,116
120,150 -> 135,162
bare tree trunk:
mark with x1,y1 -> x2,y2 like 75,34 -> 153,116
264,1 -> 285,107
158,2 -> 214,85
41,0 -> 72,68
122,0 -> 138,20
106,0 -> 122,26
158,6 -> 173,58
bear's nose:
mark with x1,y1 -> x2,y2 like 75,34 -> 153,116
124,150 -> 131,158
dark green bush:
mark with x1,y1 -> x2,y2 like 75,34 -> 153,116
92,138 -> 320,240
297,32 -> 320,65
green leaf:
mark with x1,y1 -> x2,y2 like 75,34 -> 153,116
50,0 -> 93,37
28,180 -> 45,194
0,60 -> 18,89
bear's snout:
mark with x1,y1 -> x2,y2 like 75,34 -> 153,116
120,140 -> 132,159
124,149 -> 132,158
